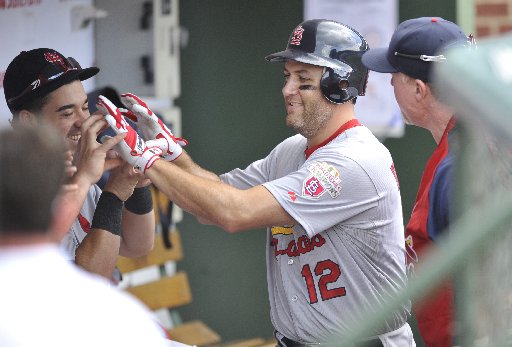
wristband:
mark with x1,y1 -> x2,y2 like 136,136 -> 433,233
91,191 -> 123,236
124,186 -> 153,215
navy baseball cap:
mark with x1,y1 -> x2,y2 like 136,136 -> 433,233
3,48 -> 99,112
362,17 -> 471,82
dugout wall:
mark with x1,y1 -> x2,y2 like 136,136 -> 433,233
176,0 -> 457,343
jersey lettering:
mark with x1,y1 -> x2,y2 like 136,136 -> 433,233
301,259 -> 346,304
271,234 -> 326,257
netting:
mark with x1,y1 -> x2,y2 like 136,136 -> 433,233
441,33 -> 512,346
453,120 -> 512,346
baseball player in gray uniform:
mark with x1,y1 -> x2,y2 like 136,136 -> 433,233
99,19 -> 414,346
3,48 -> 156,281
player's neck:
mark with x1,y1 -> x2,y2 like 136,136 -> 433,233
307,104 -> 355,148
426,101 -> 455,144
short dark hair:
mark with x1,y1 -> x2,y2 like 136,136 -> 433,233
10,93 -> 52,125
0,125 -> 65,234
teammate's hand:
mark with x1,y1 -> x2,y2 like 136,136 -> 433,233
97,95 -> 163,174
104,162 -> 141,201
63,149 -> 77,178
120,93 -> 188,161
72,114 -> 125,187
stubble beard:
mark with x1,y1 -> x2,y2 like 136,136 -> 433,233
287,98 -> 333,138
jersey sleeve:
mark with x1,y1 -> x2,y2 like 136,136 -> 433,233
263,153 -> 380,237
220,158 -> 269,189
92,184 -> 102,203
219,141 -> 286,189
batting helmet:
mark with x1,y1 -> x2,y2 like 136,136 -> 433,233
265,19 -> 369,104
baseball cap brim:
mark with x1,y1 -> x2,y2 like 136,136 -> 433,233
48,66 -> 99,92
8,66 -> 99,111
77,66 -> 100,81
362,47 -> 398,73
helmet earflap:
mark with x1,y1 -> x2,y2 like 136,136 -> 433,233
320,67 -> 357,104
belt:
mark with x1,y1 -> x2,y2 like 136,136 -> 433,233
275,333 -> 384,347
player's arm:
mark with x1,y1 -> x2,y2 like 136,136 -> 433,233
173,150 -> 221,182
51,174 -> 92,236
51,115 -> 125,235
75,227 -> 121,279
120,208 -> 155,257
103,162 -> 155,258
74,165 -> 136,279
146,160 -> 296,233
98,95 -> 295,232
71,115 -> 128,278
119,176 -> 155,258
114,92 -> 220,183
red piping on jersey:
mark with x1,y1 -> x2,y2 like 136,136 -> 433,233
304,118 -> 362,159
78,213 -> 91,233
406,116 -> 456,244
405,116 -> 456,347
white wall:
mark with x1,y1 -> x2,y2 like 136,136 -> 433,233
0,0 -> 96,129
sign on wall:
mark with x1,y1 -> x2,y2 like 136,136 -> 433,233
0,0 -> 96,128
304,0 -> 404,138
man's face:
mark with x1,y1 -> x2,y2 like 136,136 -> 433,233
390,72 -> 417,126
282,60 -> 334,138
32,80 -> 90,152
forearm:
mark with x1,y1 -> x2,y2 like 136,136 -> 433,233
174,151 -> 221,182
75,229 -> 121,279
75,191 -> 123,279
50,175 -> 92,235
120,209 -> 155,257
147,160 -> 288,232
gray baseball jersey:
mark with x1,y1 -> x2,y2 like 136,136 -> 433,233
220,122 -> 410,342
60,184 -> 101,260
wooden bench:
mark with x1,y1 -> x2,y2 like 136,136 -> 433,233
117,228 -> 221,346
118,188 -> 274,346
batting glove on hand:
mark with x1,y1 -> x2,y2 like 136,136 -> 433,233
120,93 -> 188,161
96,95 -> 163,174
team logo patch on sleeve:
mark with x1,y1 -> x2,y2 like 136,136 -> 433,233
302,162 -> 341,199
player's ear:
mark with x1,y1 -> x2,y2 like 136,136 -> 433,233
414,79 -> 429,101
17,110 -> 38,126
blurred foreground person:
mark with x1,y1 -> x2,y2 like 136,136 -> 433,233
0,125 -> 168,347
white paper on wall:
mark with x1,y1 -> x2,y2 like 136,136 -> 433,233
0,0 -> 96,129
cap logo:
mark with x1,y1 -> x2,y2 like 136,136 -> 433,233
290,26 -> 304,46
44,52 -> 67,70
30,80 -> 40,91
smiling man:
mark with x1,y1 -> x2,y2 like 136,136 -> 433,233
2,48 -> 156,280
100,20 -> 414,346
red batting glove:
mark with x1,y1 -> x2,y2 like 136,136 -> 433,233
120,93 -> 187,161
96,95 -> 163,173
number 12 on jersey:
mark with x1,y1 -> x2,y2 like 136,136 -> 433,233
301,259 -> 346,304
